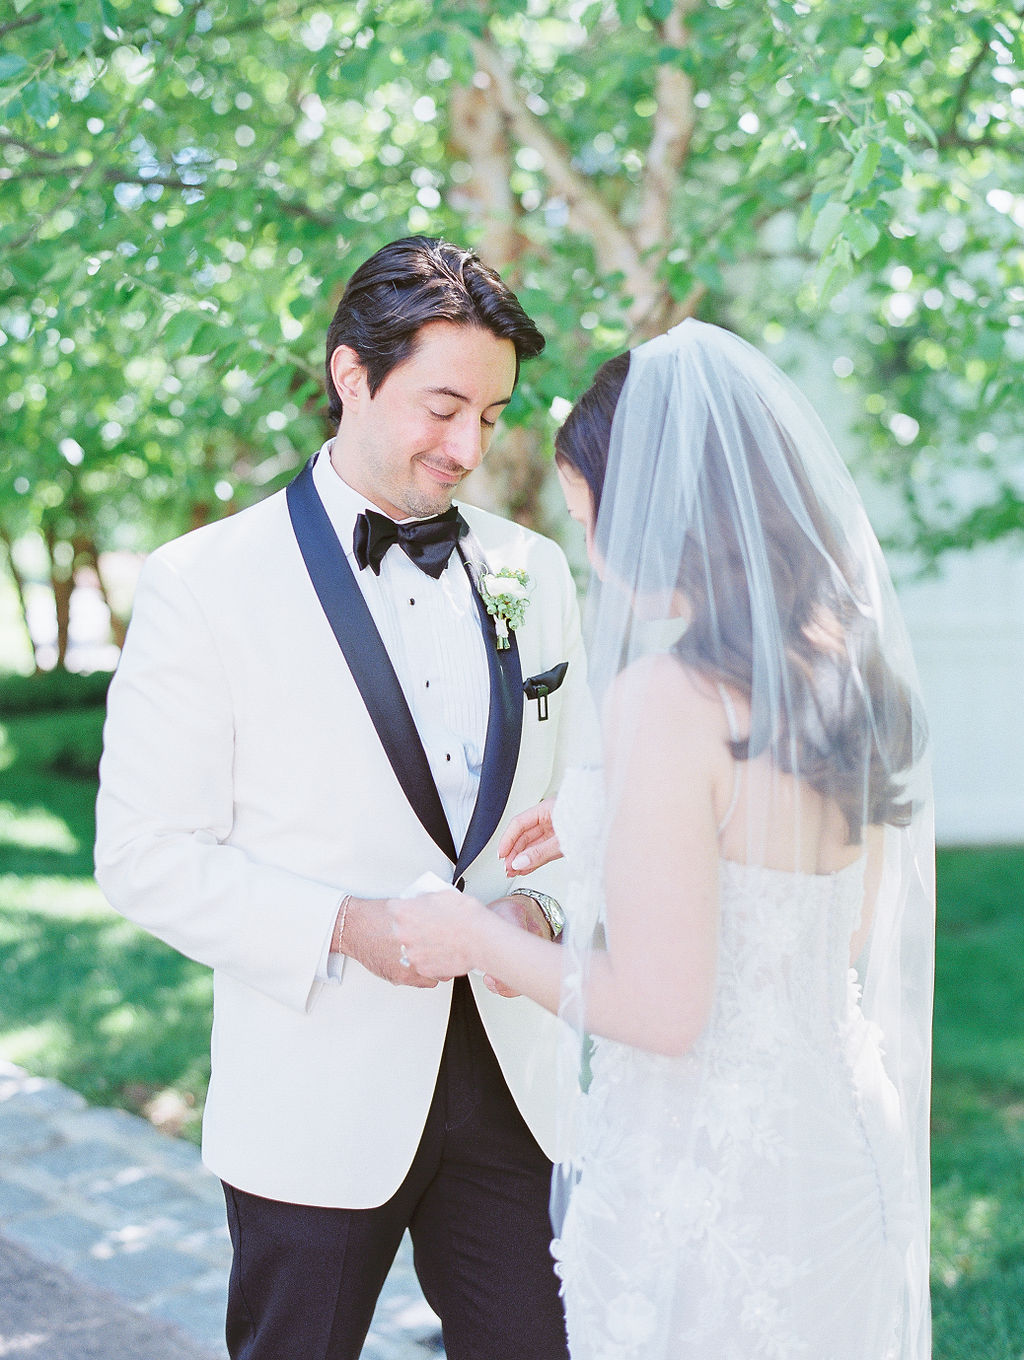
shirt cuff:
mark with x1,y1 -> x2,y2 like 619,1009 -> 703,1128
315,893 -> 348,984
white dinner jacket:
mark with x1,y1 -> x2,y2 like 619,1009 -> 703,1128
94,473 -> 586,1208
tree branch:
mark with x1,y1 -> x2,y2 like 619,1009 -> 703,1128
2,154 -> 337,221
0,14 -> 42,39
634,0 -> 700,257
936,128 -> 1024,153
940,32 -> 993,143
468,36 -> 650,308
448,82 -> 527,265
0,134 -> 65,161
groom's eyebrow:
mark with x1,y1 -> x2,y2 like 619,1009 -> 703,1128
425,385 -> 513,408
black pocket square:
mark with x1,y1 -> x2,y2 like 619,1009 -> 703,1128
523,662 -> 569,720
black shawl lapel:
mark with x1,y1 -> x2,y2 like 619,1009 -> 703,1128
286,459 -> 458,867
454,529 -> 525,879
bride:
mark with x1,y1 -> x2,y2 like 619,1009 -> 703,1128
391,319 -> 934,1358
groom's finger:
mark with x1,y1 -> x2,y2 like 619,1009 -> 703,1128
393,965 -> 439,988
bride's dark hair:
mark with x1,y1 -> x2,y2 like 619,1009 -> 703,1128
555,349 -> 919,840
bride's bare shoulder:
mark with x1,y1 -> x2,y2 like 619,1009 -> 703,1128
605,653 -> 734,748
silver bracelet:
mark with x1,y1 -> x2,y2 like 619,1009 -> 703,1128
511,887 -> 565,941
334,894 -> 352,952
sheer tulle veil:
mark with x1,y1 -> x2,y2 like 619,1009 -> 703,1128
550,319 -> 933,1357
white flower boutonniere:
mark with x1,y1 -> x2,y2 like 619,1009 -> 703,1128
478,567 -> 531,650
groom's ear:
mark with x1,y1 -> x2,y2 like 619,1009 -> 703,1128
329,345 -> 369,408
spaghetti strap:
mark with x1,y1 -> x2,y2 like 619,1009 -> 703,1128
716,683 -> 743,835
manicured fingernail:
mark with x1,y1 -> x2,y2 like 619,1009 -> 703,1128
511,853 -> 530,871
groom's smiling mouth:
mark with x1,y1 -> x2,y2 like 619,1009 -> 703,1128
420,460 -> 466,486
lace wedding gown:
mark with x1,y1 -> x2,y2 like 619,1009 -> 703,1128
550,768 -> 916,1360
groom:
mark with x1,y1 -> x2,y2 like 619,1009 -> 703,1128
95,237 -> 584,1359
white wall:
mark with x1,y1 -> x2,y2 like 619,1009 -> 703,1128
776,333 -> 1024,846
895,543 -> 1024,845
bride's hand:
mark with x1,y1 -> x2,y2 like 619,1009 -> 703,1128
498,797 -> 562,877
388,889 -> 483,981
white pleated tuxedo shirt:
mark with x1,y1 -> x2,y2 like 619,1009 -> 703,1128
312,443 -> 492,980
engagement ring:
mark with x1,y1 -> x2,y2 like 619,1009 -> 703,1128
399,944 -> 411,969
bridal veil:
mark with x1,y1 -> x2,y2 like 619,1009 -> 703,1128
550,319 -> 934,1358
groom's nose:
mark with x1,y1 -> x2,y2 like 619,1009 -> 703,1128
445,420 -> 486,471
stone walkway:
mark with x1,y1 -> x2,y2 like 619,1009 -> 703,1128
0,1060 -> 445,1358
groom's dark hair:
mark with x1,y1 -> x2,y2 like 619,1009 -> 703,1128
325,236 -> 545,424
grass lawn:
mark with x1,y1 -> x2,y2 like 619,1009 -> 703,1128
1,693 -> 1022,1354
0,700 -> 212,1143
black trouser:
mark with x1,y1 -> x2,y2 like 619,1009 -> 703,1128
223,977 -> 569,1360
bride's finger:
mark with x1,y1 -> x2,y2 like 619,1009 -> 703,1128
505,833 -> 563,875
500,818 -> 554,865
500,830 -> 538,865
497,800 -> 554,857
497,814 -> 538,859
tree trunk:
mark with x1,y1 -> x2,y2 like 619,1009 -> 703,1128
448,82 -> 553,527
42,523 -> 73,670
74,530 -> 128,651
470,13 -> 706,342
0,523 -> 40,673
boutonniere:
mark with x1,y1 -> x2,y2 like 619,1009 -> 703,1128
478,567 -> 531,649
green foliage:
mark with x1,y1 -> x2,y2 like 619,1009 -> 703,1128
0,703 -> 105,778
931,845 -> 1024,1358
0,698 -> 211,1140
0,667 -> 112,713
1,0 -> 1021,591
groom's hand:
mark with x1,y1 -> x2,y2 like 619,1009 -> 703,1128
335,897 -> 441,988
481,894 -> 551,998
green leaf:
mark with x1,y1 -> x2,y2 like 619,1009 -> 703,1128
193,321 -> 229,355
160,309 -> 207,352
814,237 -> 853,305
809,198 -> 848,255
843,141 -> 882,200
889,90 -> 938,149
0,54 -> 30,84
693,258 -> 724,292
53,13 -> 95,60
22,80 -> 60,127
844,212 -> 881,260
831,46 -> 863,84
748,132 -> 784,181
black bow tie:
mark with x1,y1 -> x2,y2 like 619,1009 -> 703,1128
353,506 -> 468,579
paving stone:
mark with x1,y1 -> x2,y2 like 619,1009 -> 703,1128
58,1104 -> 155,1139
0,1077 -> 87,1115
90,1169 -> 196,1211
175,1227 -> 232,1268
0,1063 -> 446,1358
116,1200 -> 229,1244
25,1137 -> 138,1183
0,1108 -> 60,1154
57,1098 -> 190,1153
75,1241 -> 206,1302
150,1286 -> 229,1358
0,1178 -> 50,1218
0,1234 -> 222,1360
4,1209 -> 108,1266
